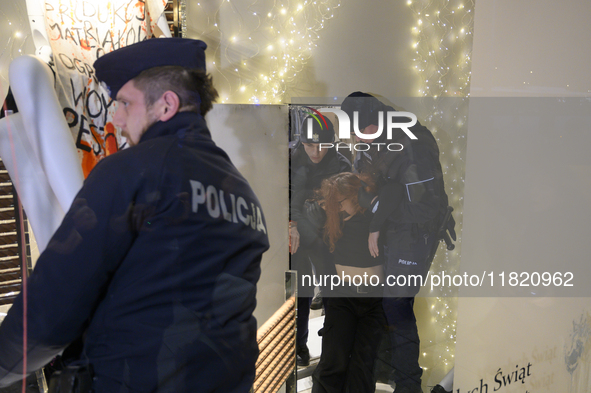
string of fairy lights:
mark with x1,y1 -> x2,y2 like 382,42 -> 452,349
185,0 -> 341,104
408,0 -> 475,379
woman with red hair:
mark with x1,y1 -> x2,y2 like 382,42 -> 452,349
312,172 -> 386,393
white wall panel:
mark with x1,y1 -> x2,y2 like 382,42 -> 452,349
455,0 -> 591,391
206,104 -> 290,325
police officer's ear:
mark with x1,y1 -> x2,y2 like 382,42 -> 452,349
157,90 -> 181,121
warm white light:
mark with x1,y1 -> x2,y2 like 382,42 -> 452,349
196,0 -> 341,103
408,0 -> 472,375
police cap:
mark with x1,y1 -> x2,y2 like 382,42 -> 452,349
94,38 -> 207,98
299,115 -> 335,143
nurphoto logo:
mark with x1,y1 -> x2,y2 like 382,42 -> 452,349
303,106 -> 330,143
305,108 -> 419,151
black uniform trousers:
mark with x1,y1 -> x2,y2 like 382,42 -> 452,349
292,246 -> 334,345
381,227 -> 436,390
312,291 -> 386,393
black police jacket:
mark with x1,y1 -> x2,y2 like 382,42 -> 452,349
354,109 -> 449,238
0,111 -> 270,392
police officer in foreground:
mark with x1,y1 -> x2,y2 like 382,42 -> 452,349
341,92 -> 455,393
0,38 -> 269,392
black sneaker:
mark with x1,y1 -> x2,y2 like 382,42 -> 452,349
431,385 -> 451,393
296,344 -> 311,367
310,294 -> 323,310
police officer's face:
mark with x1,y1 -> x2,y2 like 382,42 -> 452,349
355,124 -> 379,143
303,143 -> 329,164
113,80 -> 161,147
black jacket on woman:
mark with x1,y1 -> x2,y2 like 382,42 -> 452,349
290,146 -> 351,247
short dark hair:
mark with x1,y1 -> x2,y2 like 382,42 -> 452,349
132,66 -> 219,116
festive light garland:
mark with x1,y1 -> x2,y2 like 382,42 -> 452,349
408,0 -> 474,383
186,0 -> 341,104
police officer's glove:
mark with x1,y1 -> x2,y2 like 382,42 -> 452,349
304,200 -> 326,231
358,180 -> 376,209
447,213 -> 457,241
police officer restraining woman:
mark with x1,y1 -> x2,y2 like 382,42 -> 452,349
340,92 -> 455,393
290,115 -> 350,365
